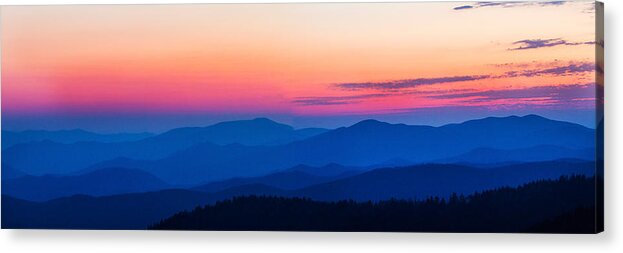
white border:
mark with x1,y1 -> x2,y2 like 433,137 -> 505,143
0,1 -> 620,253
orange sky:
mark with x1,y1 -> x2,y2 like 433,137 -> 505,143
0,1 -> 600,131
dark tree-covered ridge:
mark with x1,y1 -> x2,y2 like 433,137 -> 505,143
151,175 -> 602,233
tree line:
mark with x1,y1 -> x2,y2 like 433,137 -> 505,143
151,175 -> 603,233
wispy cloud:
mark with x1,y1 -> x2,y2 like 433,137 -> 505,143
582,1 -> 598,14
453,5 -> 474,10
292,93 -> 392,106
293,83 -> 595,108
539,1 -> 566,6
406,88 -> 478,96
509,38 -> 595,50
426,84 -> 595,104
334,75 -> 491,92
454,1 -> 566,11
500,62 -> 595,77
332,62 -> 594,92
297,61 -> 596,107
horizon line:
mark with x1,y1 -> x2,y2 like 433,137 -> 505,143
1,113 -> 597,135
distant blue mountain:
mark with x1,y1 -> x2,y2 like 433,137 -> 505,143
437,145 -> 595,165
292,160 -> 596,201
88,115 -> 596,185
1,163 -> 26,180
192,171 -> 326,192
146,118 -> 328,146
1,129 -> 154,149
193,165 -> 361,193
1,189 -> 212,229
282,163 -> 364,177
2,118 -> 328,175
2,164 -> 361,201
1,167 -> 169,201
1,160 -> 596,229
278,115 -> 594,168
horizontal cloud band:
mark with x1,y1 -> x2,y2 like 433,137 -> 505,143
292,83 -> 597,111
332,62 -> 595,92
509,38 -> 595,51
426,83 -> 596,103
335,75 -> 491,91
454,1 -> 567,11
292,94 -> 393,106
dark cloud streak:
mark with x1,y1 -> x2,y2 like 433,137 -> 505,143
335,75 -> 491,91
500,63 -> 595,78
296,60 -> 596,107
453,1 -> 567,11
292,93 -> 393,106
426,84 -> 596,105
453,5 -> 474,10
331,62 -> 594,92
509,38 -> 595,50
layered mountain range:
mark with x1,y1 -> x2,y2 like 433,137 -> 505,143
2,115 -> 596,185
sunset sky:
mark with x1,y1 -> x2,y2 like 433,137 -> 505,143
1,1 -> 601,132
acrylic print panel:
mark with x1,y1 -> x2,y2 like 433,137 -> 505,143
0,1 -> 604,233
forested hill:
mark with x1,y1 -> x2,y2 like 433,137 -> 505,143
151,175 -> 603,233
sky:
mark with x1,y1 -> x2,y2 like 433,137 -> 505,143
1,1 -> 602,133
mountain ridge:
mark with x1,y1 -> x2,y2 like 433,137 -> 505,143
1,129 -> 154,149
83,115 -> 596,184
1,161 -> 598,230
1,167 -> 170,201
3,115 -> 596,184
2,118 -> 329,175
